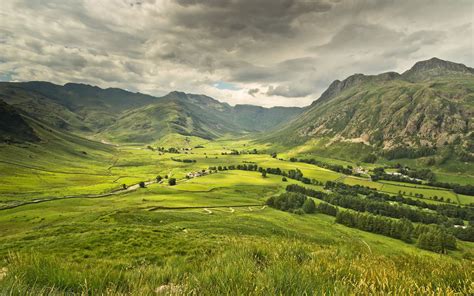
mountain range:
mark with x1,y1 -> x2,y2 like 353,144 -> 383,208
1,57 -> 472,161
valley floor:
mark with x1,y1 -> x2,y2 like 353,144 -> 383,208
0,135 -> 473,295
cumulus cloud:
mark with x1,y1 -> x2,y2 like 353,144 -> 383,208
0,0 -> 472,107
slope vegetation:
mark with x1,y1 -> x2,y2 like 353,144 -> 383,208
266,58 -> 473,160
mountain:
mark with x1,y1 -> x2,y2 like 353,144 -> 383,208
231,105 -> 303,131
0,99 -> 39,143
266,58 -> 474,160
0,82 -> 303,143
402,57 -> 474,82
98,91 -> 243,142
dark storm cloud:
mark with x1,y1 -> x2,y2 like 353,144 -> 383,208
0,0 -> 472,107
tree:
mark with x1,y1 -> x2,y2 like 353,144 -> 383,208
156,175 -> 163,182
302,198 -> 316,214
168,178 -> 176,186
271,152 -> 277,158
122,184 -> 127,190
262,171 -> 267,177
139,181 -> 146,188
362,153 -> 377,163
282,177 -> 287,182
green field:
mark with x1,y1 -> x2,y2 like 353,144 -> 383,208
1,129 -> 473,295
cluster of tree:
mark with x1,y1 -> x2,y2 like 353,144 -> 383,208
426,181 -> 474,196
325,193 -> 449,225
450,225 -> 474,242
317,202 -> 338,217
209,164 -> 321,185
324,181 -> 374,195
286,184 -> 328,199
336,211 -> 414,243
292,183 -> 456,225
336,211 -> 457,253
289,157 -> 353,175
221,149 -> 240,155
382,146 -> 436,160
171,157 -> 196,163
371,173 -> 422,184
361,153 -> 377,163
324,182 -> 474,221
221,148 -> 259,155
413,224 -> 457,253
266,192 -> 316,214
157,147 -> 180,153
209,164 -> 254,172
398,168 -> 435,182
290,182 -> 473,242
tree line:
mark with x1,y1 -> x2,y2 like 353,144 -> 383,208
324,181 -> 474,222
289,157 -> 354,175
286,183 -> 474,242
171,157 -> 196,163
268,185 -> 458,253
266,192 -> 316,215
336,211 -> 456,253
426,181 -> 474,196
382,146 -> 437,160
208,164 -> 323,185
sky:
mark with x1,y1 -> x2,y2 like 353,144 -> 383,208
0,0 -> 473,107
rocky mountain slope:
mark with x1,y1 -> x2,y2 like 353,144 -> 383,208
267,58 -> 473,159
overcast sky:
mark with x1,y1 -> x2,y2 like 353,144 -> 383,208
1,0 -> 473,107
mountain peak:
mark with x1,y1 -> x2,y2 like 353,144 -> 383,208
402,57 -> 474,81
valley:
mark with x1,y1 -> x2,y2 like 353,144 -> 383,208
0,58 -> 473,295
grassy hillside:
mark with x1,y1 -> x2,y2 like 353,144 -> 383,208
263,59 -> 473,172
1,167 -> 473,294
0,100 -> 39,143
0,83 -> 303,143
231,104 -> 303,131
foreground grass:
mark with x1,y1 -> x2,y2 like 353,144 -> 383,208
2,237 -> 472,295
1,130 -> 473,294
1,172 -> 473,295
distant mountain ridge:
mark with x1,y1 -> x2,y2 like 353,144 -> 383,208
0,81 -> 304,143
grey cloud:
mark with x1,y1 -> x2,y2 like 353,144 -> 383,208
248,88 -> 259,96
266,81 -> 315,98
0,0 -> 472,107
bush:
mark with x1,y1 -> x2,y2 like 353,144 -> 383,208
362,153 -> 377,163
168,178 -> 176,186
302,199 -> 316,214
139,182 -> 146,188
266,192 -> 307,213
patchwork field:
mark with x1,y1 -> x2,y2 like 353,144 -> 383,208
0,133 -> 473,295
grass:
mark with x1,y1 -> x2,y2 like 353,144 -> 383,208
1,128 -> 473,294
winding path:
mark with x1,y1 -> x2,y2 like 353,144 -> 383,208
0,179 -> 157,211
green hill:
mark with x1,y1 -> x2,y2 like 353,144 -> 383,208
0,100 -> 39,143
265,58 -> 474,163
0,83 -> 303,143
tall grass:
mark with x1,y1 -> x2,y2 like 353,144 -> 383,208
1,238 -> 472,295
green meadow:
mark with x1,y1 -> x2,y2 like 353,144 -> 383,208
0,130 -> 473,295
